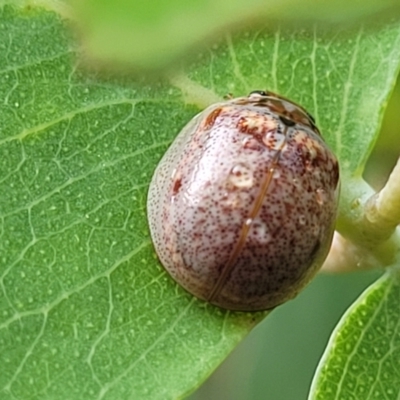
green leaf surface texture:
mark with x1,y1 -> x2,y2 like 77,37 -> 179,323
1,4 -> 400,400
310,272 -> 400,400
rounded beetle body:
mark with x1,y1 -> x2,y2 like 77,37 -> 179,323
147,91 -> 340,311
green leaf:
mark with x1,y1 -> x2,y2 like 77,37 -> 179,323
309,271 -> 400,400
72,0 -> 400,71
1,3 -> 400,400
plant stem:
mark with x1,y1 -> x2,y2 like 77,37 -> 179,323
325,159 -> 400,273
321,232 -> 375,273
363,157 -> 400,242
321,231 -> 398,273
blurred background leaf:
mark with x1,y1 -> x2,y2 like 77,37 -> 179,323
72,0 -> 400,71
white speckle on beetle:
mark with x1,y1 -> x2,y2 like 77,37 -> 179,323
298,215 -> 307,225
147,90 -> 340,311
316,188 -> 326,206
229,163 -> 253,188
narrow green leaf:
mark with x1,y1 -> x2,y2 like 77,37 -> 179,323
310,271 -> 400,400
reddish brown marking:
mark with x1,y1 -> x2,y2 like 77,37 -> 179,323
283,202 -> 295,215
237,117 -> 245,131
172,178 -> 182,195
237,115 -> 277,150
237,116 -> 266,137
236,115 -> 268,137
242,137 -> 263,152
203,107 -> 223,129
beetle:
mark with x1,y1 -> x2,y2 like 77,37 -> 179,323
147,90 -> 340,311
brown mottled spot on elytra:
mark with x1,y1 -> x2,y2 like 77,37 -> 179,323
299,137 -> 326,171
293,130 -> 309,147
172,178 -> 182,195
283,201 -> 294,215
242,137 -> 263,152
237,113 -> 277,137
263,131 -> 286,151
203,107 -> 223,130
